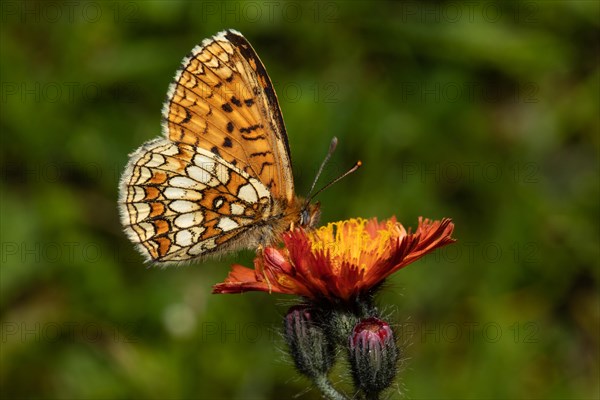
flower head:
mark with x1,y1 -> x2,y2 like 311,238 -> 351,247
213,217 -> 455,302
284,305 -> 335,378
349,317 -> 399,395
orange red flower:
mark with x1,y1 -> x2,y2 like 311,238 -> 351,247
213,217 -> 455,302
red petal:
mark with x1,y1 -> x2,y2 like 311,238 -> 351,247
264,247 -> 294,275
388,218 -> 455,275
212,264 -> 272,294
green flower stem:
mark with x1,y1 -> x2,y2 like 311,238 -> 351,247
313,374 -> 349,400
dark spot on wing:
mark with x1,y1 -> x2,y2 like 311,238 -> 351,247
211,146 -> 220,156
213,196 -> 226,209
239,124 -> 262,133
231,96 -> 242,107
222,103 -> 233,113
241,133 -> 266,141
244,98 -> 254,107
223,137 -> 232,148
226,122 -> 234,133
181,108 -> 191,124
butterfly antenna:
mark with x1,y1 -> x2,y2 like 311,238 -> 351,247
306,160 -> 362,204
305,137 -> 338,200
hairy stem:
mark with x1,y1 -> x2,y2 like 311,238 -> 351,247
312,375 -> 349,400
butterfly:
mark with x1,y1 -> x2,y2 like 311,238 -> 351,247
119,29 -> 325,264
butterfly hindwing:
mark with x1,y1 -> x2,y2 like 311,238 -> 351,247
120,139 -> 275,262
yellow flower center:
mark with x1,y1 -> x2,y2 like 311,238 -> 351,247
308,218 -> 398,272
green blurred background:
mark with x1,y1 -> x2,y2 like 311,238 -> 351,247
1,1 -> 598,399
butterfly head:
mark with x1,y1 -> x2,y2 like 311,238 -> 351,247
300,201 -> 321,229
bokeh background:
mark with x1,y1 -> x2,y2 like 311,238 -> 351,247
1,1 -> 598,399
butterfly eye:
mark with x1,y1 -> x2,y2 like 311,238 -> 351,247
299,209 -> 310,227
299,202 -> 321,229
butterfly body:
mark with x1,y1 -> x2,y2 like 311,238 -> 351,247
119,30 -> 320,264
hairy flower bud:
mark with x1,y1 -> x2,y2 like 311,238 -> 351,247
349,317 -> 399,396
284,305 -> 335,379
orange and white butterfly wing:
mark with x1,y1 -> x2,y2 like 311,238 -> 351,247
162,29 -> 294,201
120,140 -> 276,263
119,30 -> 297,263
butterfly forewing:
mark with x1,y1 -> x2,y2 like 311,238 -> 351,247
162,30 -> 294,201
119,30 -> 301,263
